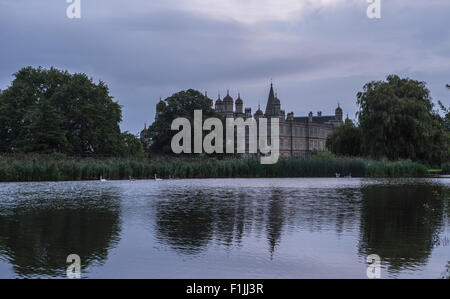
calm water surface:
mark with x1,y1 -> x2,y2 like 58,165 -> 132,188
0,178 -> 448,279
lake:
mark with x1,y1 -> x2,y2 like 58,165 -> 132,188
0,178 -> 448,279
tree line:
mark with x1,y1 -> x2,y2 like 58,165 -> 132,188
1,67 -> 448,167
145,75 -> 449,167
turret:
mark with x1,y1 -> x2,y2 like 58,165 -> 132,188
223,90 -> 234,114
345,114 -> 352,125
215,93 -> 223,112
335,104 -> 343,121
235,93 -> 243,114
286,112 -> 294,121
156,98 -> 165,120
273,92 -> 281,116
255,105 -> 264,120
245,107 -> 252,119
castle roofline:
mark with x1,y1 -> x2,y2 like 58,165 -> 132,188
265,83 -> 276,116
294,115 -> 337,124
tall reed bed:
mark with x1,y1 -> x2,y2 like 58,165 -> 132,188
365,159 -> 428,177
0,154 -> 429,182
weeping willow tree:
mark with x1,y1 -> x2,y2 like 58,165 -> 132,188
357,75 -> 448,166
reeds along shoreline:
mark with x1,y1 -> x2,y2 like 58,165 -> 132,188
442,162 -> 450,174
0,154 -> 431,182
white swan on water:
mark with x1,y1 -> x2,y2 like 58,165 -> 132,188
100,176 -> 107,182
154,174 -> 162,181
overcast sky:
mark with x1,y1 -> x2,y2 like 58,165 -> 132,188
1,0 -> 449,133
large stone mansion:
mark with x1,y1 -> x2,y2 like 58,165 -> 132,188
141,83 -> 344,156
213,83 -> 344,156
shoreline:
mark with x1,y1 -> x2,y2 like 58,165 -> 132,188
0,154 -> 442,183
1,175 -> 449,184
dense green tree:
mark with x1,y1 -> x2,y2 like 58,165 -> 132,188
146,89 -> 222,155
438,85 -> 450,164
0,67 -> 123,156
326,119 -> 362,156
0,90 -> 8,152
357,75 -> 447,165
21,97 -> 69,153
121,132 -> 145,158
438,84 -> 449,131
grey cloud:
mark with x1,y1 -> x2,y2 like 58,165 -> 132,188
0,0 -> 449,134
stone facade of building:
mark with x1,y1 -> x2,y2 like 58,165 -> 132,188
214,84 -> 344,156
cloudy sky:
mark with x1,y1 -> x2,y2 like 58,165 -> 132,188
1,0 -> 449,133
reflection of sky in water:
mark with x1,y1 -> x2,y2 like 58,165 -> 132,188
0,178 -> 449,278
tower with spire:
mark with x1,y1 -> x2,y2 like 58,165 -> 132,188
142,82 -> 344,156
264,83 -> 281,117
211,82 -> 344,155
335,103 -> 343,121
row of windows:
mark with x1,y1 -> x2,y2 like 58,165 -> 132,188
279,138 -> 326,151
240,138 -> 326,151
280,126 -> 330,138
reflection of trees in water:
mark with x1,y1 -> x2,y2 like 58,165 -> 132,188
444,188 -> 450,226
358,184 -> 447,273
266,190 -> 284,257
442,261 -> 450,279
154,186 -> 362,256
286,188 -> 362,235
155,182 -> 449,271
154,189 -> 215,255
0,191 -> 121,278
